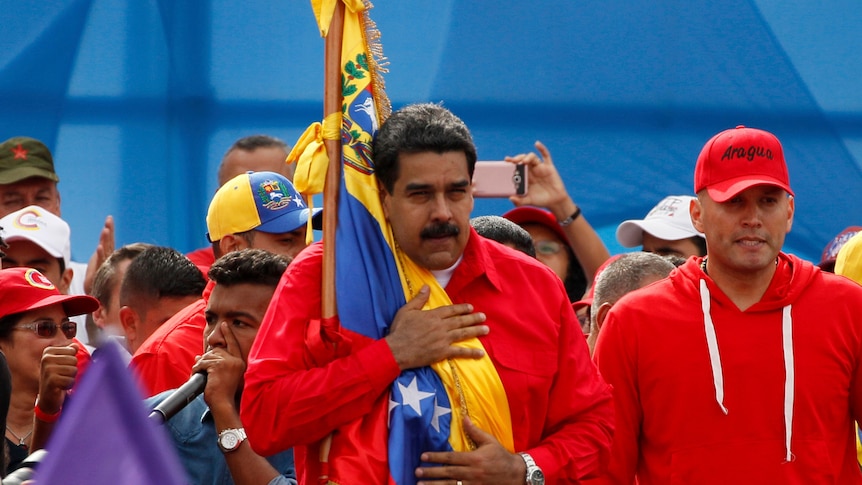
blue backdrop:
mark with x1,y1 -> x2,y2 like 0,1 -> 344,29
2,0 -> 860,262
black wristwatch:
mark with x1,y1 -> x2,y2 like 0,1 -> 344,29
518,452 -> 545,485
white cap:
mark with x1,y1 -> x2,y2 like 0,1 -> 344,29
616,195 -> 703,248
0,205 -> 71,267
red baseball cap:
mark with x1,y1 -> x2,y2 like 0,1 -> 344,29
0,267 -> 99,319
694,126 -> 793,202
502,206 -> 569,245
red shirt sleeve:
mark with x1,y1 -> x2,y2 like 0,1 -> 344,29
521,286 -> 615,481
241,245 -> 401,456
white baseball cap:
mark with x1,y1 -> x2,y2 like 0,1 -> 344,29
616,195 -> 704,248
0,205 -> 71,267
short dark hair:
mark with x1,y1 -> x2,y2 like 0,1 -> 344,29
372,103 -> 477,193
470,215 -> 536,257
225,134 -> 288,156
91,243 -> 154,308
119,246 -> 206,310
218,135 -> 291,186
208,249 -> 289,288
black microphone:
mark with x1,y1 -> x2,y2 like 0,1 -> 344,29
148,372 -> 207,424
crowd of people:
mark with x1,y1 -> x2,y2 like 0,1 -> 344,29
0,105 -> 861,484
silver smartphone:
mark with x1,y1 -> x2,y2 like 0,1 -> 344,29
472,162 -> 528,198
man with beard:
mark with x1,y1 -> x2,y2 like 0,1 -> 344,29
241,104 -> 613,484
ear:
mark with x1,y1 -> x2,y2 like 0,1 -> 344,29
219,234 -> 246,254
690,197 -> 705,234
595,302 -> 614,332
92,305 -> 106,329
785,195 -> 795,233
119,306 -> 137,344
378,181 -> 392,221
57,267 -> 74,294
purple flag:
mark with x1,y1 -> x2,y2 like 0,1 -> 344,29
33,341 -> 187,484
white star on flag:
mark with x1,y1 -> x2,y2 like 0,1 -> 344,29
398,376 -> 435,415
430,397 -> 451,433
387,396 -> 399,428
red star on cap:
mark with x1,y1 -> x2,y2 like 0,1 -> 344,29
11,144 -> 28,160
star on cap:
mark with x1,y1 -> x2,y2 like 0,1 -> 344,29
11,144 -> 28,160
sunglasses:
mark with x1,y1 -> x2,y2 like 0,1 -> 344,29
15,319 -> 77,339
534,240 -> 563,255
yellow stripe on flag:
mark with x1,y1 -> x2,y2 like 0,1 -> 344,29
338,3 -> 514,453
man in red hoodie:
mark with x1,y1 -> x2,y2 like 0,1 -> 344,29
593,126 -> 862,484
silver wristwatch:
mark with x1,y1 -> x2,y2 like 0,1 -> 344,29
217,427 -> 247,453
518,452 -> 545,485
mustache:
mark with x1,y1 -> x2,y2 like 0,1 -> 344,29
420,223 -> 460,239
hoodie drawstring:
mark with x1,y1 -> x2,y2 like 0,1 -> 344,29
699,279 -> 795,463
781,305 -> 795,462
699,279 -> 728,415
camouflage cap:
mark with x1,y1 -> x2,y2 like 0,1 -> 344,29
0,137 -> 59,184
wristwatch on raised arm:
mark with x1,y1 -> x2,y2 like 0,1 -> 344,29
217,427 -> 247,453
518,452 -> 545,485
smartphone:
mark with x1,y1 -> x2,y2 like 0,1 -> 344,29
472,162 -> 528,197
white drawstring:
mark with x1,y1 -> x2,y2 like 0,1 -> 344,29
782,304 -> 795,462
699,278 -> 795,463
699,279 -> 728,415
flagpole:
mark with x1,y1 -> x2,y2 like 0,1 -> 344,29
322,1 -> 345,322
319,1 -> 344,480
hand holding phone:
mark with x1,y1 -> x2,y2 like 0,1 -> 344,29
472,162 -> 528,198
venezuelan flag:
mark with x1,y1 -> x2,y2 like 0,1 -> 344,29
295,2 -> 514,483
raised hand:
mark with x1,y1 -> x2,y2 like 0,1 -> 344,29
193,321 -> 245,410
84,215 -> 115,295
505,141 -> 570,213
38,344 -> 79,413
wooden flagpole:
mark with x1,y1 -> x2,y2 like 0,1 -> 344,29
318,2 -> 344,481
322,1 -> 345,321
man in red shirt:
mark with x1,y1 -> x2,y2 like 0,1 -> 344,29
242,104 -> 613,484
593,126 -> 862,483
